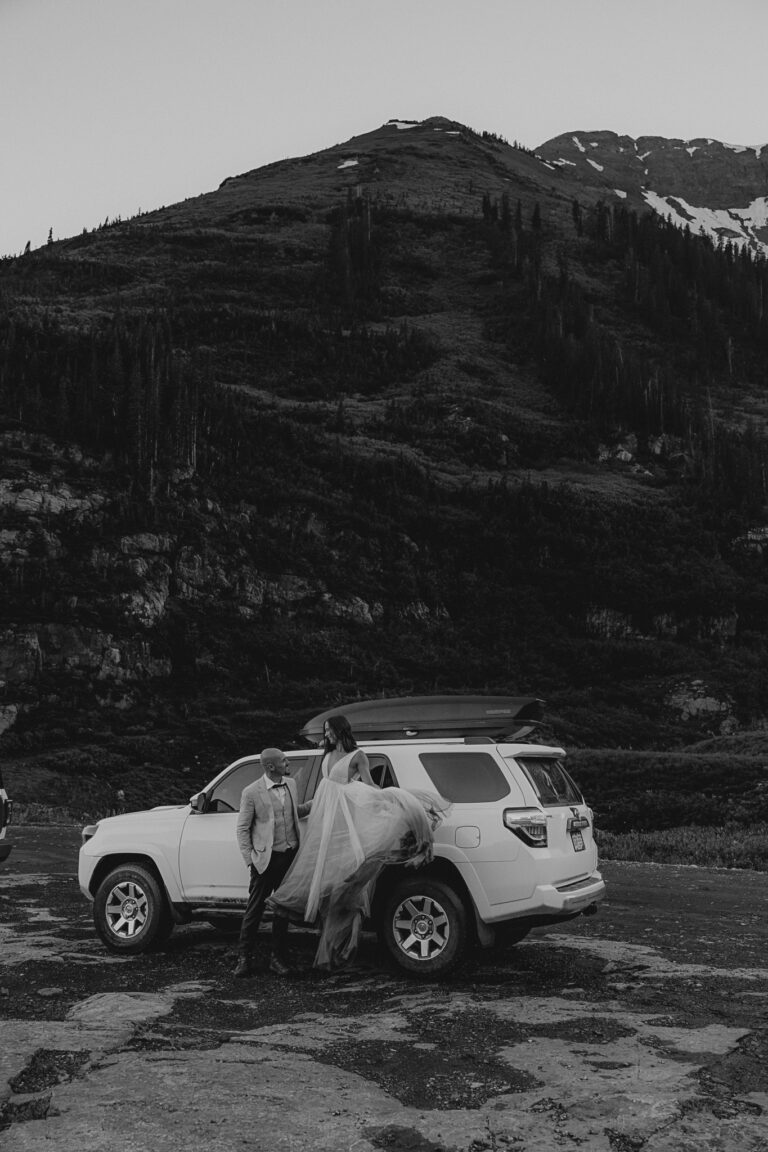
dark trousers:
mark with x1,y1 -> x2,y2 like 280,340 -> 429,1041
238,847 -> 297,957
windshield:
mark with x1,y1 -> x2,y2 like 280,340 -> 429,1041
512,756 -> 583,807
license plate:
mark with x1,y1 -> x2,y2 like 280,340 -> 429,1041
570,830 -> 585,851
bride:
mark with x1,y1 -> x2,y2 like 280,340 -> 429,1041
268,713 -> 448,971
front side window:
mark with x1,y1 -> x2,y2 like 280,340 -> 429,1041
208,757 -> 313,812
514,757 -> 582,807
208,761 -> 261,812
419,752 -> 511,802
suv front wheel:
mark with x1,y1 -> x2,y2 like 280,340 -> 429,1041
379,876 -> 471,977
94,864 -> 173,953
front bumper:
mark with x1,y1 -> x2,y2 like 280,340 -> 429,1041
78,847 -> 100,899
0,840 -> 13,863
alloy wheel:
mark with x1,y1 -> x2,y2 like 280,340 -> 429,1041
391,892 -> 451,962
104,880 -> 150,940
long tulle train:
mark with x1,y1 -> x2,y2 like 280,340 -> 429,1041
268,779 -> 449,970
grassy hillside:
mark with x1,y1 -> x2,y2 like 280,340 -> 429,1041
2,117 -> 768,826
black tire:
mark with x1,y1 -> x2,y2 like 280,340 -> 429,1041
378,876 -> 472,978
204,914 -> 243,937
93,864 -> 173,953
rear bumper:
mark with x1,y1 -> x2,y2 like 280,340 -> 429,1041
551,872 -> 607,915
482,870 -> 606,924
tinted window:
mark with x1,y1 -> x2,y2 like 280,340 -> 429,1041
368,754 -> 397,789
208,761 -> 260,812
208,757 -> 313,812
419,752 -> 510,802
285,757 -> 315,802
514,757 -> 582,806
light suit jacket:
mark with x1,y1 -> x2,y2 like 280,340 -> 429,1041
236,774 -> 310,874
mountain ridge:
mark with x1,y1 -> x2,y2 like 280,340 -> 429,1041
2,113 -> 768,810
537,127 -> 768,253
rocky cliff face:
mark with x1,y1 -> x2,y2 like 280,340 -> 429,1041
0,432 -> 451,743
537,130 -> 768,252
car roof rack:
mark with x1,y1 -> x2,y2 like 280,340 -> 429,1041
300,695 -> 544,744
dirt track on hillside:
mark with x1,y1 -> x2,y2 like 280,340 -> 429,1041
1,826 -> 767,1151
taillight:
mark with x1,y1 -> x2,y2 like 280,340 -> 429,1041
503,809 -> 548,847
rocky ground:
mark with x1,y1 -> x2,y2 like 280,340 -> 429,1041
1,826 -> 767,1151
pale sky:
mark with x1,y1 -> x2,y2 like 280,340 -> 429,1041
2,0 -> 767,255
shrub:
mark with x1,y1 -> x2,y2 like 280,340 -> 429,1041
597,822 -> 768,871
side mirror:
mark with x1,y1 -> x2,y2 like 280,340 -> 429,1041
189,793 -> 207,813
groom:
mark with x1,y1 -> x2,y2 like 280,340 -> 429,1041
234,747 -> 311,977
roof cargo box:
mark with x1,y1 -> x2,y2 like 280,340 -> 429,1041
301,695 -> 544,743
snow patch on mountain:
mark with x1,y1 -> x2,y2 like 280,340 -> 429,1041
643,190 -> 768,253
721,141 -> 766,159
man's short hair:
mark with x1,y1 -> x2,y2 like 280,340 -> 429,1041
260,746 -> 284,767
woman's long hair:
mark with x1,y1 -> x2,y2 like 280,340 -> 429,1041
323,714 -> 357,754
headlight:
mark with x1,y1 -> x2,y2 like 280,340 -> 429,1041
81,824 -> 99,845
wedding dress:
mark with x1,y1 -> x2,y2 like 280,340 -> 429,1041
268,751 -> 448,970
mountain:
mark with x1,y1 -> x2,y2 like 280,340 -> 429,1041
2,115 -> 768,815
537,129 -> 768,253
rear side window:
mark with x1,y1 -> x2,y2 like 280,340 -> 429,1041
418,752 -> 510,802
514,757 -> 582,806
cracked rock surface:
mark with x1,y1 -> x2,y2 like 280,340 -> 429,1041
1,827 -> 767,1151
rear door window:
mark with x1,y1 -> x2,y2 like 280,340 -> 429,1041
418,752 -> 511,802
513,757 -> 583,806
368,754 -> 397,789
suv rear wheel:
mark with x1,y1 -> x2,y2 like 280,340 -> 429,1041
94,864 -> 173,953
378,877 -> 471,977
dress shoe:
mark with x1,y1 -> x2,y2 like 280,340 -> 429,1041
269,954 -> 293,976
233,955 -> 253,978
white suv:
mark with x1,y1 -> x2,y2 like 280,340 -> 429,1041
78,697 -> 605,976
